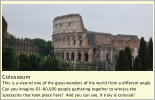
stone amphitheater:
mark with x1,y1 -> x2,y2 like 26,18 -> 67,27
52,14 -> 140,70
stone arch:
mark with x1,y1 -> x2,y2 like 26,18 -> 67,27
72,37 -> 75,45
115,55 -> 118,61
66,52 -> 69,60
78,37 -> 82,46
106,53 -> 109,61
67,37 -> 70,45
63,37 -> 65,41
96,53 -> 99,59
78,39 -> 82,46
73,40 -> 76,45
68,22 -> 71,27
60,23 -> 62,27
71,52 -> 75,61
72,36 -> 75,40
61,52 -> 64,59
84,53 -> 89,62
77,52 -> 81,62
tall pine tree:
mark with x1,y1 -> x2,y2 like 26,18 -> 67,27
124,47 -> 132,70
116,50 -> 129,71
133,56 -> 141,70
138,37 -> 149,70
148,38 -> 153,70
2,47 -> 18,71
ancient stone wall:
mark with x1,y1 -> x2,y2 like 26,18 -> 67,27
2,16 -> 8,39
53,33 -> 89,49
52,13 -> 140,69
52,14 -> 93,63
112,35 -> 139,57
53,14 -> 86,34
95,33 -> 112,45
92,33 -> 139,58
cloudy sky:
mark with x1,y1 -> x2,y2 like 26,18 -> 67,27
2,4 -> 153,41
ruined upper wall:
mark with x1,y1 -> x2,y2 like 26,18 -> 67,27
2,16 -> 8,36
53,14 -> 86,34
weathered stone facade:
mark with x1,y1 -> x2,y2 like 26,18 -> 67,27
2,16 -> 10,39
52,14 -> 140,70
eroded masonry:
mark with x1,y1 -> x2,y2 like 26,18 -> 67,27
52,14 -> 140,70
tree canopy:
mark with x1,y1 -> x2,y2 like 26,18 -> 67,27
2,47 -> 18,71
116,50 -> 130,71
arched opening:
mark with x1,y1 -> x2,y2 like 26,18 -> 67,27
67,37 -> 70,45
73,40 -> 76,45
79,40 -> 82,46
106,53 -> 109,61
68,22 -> 71,27
93,48 -> 96,55
66,52 -> 69,60
71,52 -> 75,61
60,23 -> 62,27
77,52 -> 81,62
61,52 -> 64,59
63,37 -> 65,41
115,55 -> 118,61
84,53 -> 89,62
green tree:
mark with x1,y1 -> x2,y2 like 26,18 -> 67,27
39,55 -> 55,70
29,54 -> 41,70
45,55 -> 55,70
124,47 -> 132,69
19,53 -> 29,71
116,50 -> 130,71
46,41 -> 53,56
2,47 -> 18,71
31,38 -> 52,56
138,37 -> 149,70
148,38 -> 153,70
55,57 -> 68,71
24,38 -> 54,58
133,56 -> 141,70
38,57 -> 45,71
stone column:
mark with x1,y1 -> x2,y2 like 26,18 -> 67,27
111,49 -> 113,63
102,48 -> 105,62
69,52 -> 71,61
74,51 -> 78,63
64,51 -> 66,60
104,49 -> 107,61
104,49 -> 107,70
88,50 -> 93,62
81,52 -> 85,62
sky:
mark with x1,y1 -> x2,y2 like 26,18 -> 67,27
2,4 -> 153,41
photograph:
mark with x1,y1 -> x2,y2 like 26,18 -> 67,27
2,4 -> 153,71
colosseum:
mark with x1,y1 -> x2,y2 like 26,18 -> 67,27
52,14 -> 140,70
